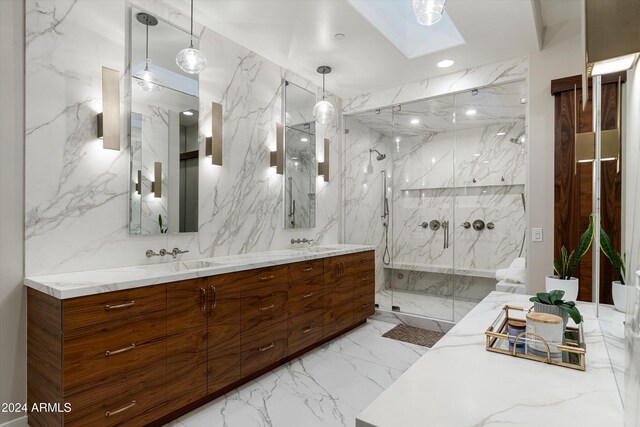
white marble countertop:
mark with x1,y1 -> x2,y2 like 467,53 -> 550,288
356,291 -> 624,427
24,244 -> 374,299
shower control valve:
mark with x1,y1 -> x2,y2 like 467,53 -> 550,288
487,222 -> 495,230
472,219 -> 485,231
429,220 -> 441,231
461,222 -> 471,229
418,222 -> 429,229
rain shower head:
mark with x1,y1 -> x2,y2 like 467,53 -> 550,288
370,148 -> 386,161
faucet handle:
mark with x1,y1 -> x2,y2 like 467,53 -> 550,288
171,248 -> 189,258
146,249 -> 160,258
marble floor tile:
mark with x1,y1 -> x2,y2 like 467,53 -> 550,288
170,320 -> 427,427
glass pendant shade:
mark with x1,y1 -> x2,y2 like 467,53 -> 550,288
313,99 -> 335,125
134,60 -> 161,92
413,0 -> 446,26
176,45 -> 207,74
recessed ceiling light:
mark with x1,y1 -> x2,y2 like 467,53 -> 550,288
496,132 -> 506,136
301,137 -> 308,142
334,33 -> 345,40
437,59 -> 454,68
182,111 -> 193,116
410,118 -> 420,125
466,109 -> 477,116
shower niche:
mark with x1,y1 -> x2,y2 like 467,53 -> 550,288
344,80 -> 528,322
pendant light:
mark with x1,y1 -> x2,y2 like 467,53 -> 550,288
313,66 -> 335,125
176,0 -> 207,74
134,13 -> 161,92
413,0 -> 446,26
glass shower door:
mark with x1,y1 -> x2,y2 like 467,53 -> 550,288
451,82 -> 528,321
389,96 -> 456,322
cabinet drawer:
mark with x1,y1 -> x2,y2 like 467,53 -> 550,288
288,309 -> 323,354
288,260 -> 324,284
353,270 -> 375,293
241,321 -> 288,377
64,362 -> 165,427
226,265 -> 288,291
242,282 -> 288,335
324,302 -> 353,337
324,287 -> 353,309
342,251 -> 375,269
63,285 -> 166,331
354,291 -> 375,321
288,281 -> 324,316
63,311 -> 166,395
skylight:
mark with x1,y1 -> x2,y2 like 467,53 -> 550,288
347,0 -> 466,59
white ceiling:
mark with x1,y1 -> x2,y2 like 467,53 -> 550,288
164,0 -> 548,99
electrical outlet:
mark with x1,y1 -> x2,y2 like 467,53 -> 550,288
531,228 -> 543,242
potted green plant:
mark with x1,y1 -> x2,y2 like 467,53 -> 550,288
530,290 -> 582,326
546,215 -> 594,301
600,228 -> 632,312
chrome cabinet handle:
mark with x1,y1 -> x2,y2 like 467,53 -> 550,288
105,400 -> 136,417
303,327 -> 313,334
301,266 -> 314,272
361,303 -> 369,308
361,276 -> 370,282
105,343 -> 135,357
302,293 -> 314,299
259,275 -> 275,281
200,288 -> 206,312
105,301 -> 135,311
210,286 -> 217,311
258,343 -> 275,352
259,304 -> 275,312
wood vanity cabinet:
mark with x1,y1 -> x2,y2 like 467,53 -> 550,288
27,251 -> 375,427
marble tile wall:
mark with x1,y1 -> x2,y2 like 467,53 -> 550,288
24,0 -> 341,276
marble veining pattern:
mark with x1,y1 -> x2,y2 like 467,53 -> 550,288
24,0 -> 342,276
166,319 -> 426,427
357,292 -> 624,427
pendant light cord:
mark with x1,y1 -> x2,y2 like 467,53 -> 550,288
145,22 -> 149,69
322,73 -> 326,100
189,0 -> 194,48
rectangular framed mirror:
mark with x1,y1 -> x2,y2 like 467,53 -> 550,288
129,6 -> 199,234
284,81 -> 316,229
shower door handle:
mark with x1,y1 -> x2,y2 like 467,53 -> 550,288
442,220 -> 449,249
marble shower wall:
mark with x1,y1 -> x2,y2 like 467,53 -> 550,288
25,0 -> 341,276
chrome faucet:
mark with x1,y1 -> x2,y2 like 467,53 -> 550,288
291,238 -> 314,245
146,249 -> 162,258
171,248 -> 189,258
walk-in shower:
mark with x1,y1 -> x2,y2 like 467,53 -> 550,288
344,80 -> 528,323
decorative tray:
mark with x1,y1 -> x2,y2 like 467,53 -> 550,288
485,305 -> 586,371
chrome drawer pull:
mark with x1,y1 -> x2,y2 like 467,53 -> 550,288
361,257 -> 370,262
105,301 -> 135,311
105,343 -> 136,357
259,275 -> 275,281
259,304 -> 275,311
303,327 -> 313,334
361,276 -> 370,282
210,286 -> 217,310
361,303 -> 369,308
301,266 -> 314,272
200,288 -> 206,312
258,343 -> 275,352
302,293 -> 314,299
105,400 -> 136,417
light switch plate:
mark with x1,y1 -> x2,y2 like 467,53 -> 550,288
531,228 -> 543,242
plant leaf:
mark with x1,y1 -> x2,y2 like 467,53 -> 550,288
529,296 -> 540,303
553,259 -> 561,277
536,292 -> 552,305
559,304 -> 582,324
568,215 -> 594,278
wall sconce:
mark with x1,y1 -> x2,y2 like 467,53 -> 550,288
205,102 -> 223,165
135,169 -> 142,195
317,138 -> 329,182
270,123 -> 284,174
97,66 -> 120,150
151,162 -> 162,197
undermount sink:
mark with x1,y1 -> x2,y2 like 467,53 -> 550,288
293,246 -> 337,253
161,260 -> 222,272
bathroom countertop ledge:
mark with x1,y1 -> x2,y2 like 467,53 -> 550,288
24,244 -> 374,299
357,291 -> 624,427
